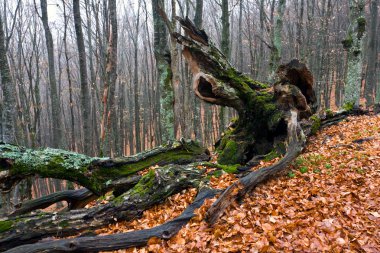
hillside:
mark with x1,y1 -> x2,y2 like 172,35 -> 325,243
97,114 -> 380,252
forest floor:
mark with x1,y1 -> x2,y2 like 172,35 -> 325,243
96,114 -> 380,253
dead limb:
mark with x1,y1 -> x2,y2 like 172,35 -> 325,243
4,187 -> 217,253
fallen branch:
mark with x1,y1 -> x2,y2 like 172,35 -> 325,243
9,175 -> 141,216
4,187 -> 217,253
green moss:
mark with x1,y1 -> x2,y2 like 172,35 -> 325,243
59,220 -> 69,228
325,109 -> 334,118
199,162 -> 240,174
264,150 -> 280,161
357,16 -> 366,38
310,115 -> 321,135
0,220 -> 13,233
224,67 -> 268,91
1,141 -> 205,195
342,102 -> 354,112
299,166 -> 308,174
217,140 -> 241,165
210,170 -> 223,178
130,169 -> 156,196
342,36 -> 353,49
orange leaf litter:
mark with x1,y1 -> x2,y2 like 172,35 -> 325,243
99,114 -> 379,253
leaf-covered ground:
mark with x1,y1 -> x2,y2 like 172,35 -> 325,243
99,114 -> 380,253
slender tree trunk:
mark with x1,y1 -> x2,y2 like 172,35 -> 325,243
192,0 -> 203,142
40,0 -> 62,148
73,0 -> 92,155
0,14 -> 15,144
365,0 -> 378,107
170,0 -> 182,139
219,0 -> 230,133
238,0 -> 244,71
342,0 -> 366,107
100,0 -> 118,156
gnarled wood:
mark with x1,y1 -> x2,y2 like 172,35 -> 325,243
174,17 -> 316,165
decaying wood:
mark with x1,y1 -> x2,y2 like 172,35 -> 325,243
173,17 -> 316,165
0,139 -> 209,195
4,187 -> 217,253
0,164 -> 205,251
172,17 -> 314,225
9,188 -> 94,217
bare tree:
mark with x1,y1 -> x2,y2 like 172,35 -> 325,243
73,0 -> 92,154
39,0 -> 63,147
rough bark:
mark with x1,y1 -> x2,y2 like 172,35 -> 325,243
174,17 -> 316,165
0,164 -> 206,251
0,140 -> 209,194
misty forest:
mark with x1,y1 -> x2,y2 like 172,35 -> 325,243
0,0 -> 379,252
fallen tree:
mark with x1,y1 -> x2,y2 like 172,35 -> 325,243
0,139 -> 208,195
0,17 -> 368,253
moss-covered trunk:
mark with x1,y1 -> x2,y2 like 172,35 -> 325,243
174,18 -> 316,165
0,140 -> 209,195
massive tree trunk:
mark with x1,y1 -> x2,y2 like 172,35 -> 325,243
174,17 -> 316,165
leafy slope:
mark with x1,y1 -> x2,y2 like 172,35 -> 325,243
99,114 -> 380,252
